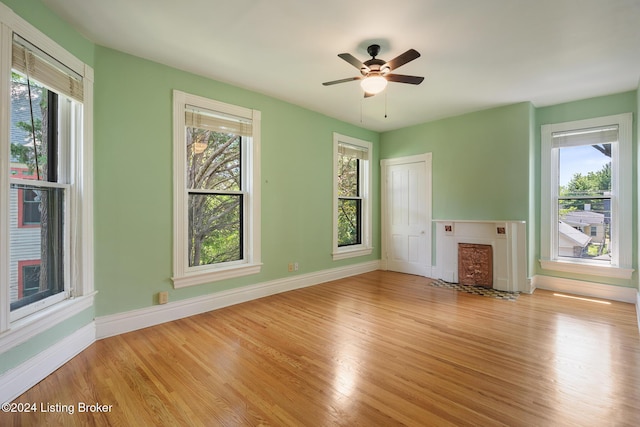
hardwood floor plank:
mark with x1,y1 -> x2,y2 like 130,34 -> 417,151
2,270 -> 639,426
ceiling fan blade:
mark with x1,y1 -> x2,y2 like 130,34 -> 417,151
338,53 -> 369,72
322,76 -> 362,86
385,73 -> 425,85
384,49 -> 420,71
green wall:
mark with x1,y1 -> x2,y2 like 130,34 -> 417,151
93,46 -> 380,316
380,102 -> 532,222
0,0 -> 94,66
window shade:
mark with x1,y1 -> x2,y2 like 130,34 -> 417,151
338,143 -> 369,160
12,35 -> 84,102
552,125 -> 618,148
185,105 -> 252,137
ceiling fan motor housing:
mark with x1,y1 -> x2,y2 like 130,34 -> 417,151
367,44 -> 381,57
361,45 -> 390,76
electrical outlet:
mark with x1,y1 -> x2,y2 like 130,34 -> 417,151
288,262 -> 294,272
158,291 -> 169,304
294,262 -> 299,271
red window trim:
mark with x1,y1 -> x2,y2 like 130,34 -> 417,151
17,259 -> 41,298
12,166 -> 39,229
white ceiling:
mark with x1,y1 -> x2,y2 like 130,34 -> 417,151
42,0 -> 640,132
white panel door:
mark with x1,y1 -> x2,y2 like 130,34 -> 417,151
383,156 -> 431,276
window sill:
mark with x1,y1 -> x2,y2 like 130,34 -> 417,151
0,291 -> 96,354
172,263 -> 262,288
332,247 -> 373,261
539,259 -> 634,280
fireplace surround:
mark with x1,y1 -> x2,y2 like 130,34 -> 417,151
434,220 -> 530,293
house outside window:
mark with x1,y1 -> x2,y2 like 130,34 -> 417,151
332,133 -> 372,260
18,260 -> 41,298
540,113 -> 632,279
21,187 -> 41,225
172,91 -> 261,288
0,8 -> 94,338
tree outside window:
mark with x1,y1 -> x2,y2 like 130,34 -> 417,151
187,127 -> 243,266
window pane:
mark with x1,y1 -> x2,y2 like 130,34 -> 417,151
10,72 -> 55,182
338,198 -> 361,246
22,188 -> 42,224
557,197 -> 610,262
188,193 -> 242,266
338,156 -> 359,197
559,144 -> 611,196
9,184 -> 65,311
186,127 -> 241,191
558,144 -> 611,263
22,264 -> 41,297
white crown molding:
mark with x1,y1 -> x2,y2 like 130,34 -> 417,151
96,260 -> 380,339
0,322 -> 95,404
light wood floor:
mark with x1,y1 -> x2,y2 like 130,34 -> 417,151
3,271 -> 640,426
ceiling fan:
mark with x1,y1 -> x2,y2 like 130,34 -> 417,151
322,44 -> 424,97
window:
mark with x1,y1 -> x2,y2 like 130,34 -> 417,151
540,113 -> 632,278
332,133 -> 372,260
18,261 -> 40,299
7,37 -> 71,320
21,188 -> 42,225
0,6 -> 94,339
173,91 -> 261,288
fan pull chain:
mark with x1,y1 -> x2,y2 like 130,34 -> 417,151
385,91 -> 388,118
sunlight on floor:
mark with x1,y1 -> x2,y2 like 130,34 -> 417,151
553,293 -> 611,305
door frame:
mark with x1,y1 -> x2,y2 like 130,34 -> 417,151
380,153 -> 432,276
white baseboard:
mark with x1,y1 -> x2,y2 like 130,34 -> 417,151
0,322 -> 95,404
96,260 -> 381,339
532,275 -> 637,303
636,291 -> 640,334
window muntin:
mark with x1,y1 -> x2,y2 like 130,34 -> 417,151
173,91 -> 261,287
540,113 -> 632,278
332,133 -> 372,260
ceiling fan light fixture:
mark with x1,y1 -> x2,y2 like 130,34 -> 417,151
360,75 -> 387,95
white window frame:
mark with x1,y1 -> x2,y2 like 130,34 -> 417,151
332,133 -> 372,260
540,113 -> 633,279
172,90 -> 261,288
0,4 -> 95,350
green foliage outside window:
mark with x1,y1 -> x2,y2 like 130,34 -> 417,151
337,155 -> 361,246
187,128 -> 242,266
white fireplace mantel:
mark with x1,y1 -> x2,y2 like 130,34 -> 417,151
433,220 -> 530,293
